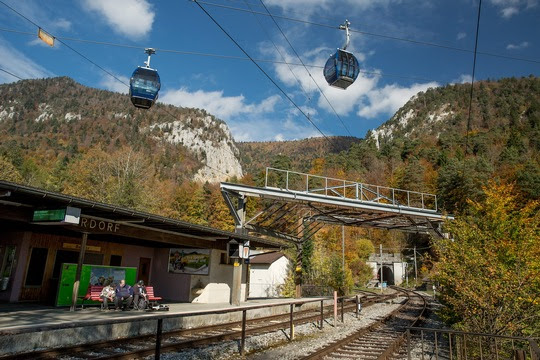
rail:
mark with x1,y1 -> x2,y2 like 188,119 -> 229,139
265,167 -> 438,212
406,327 -> 540,360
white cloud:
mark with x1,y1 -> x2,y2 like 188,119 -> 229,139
0,38 -> 53,83
452,74 -> 472,84
501,6 -> 520,17
160,88 -> 281,120
264,0 -> 401,16
229,117 -> 321,142
266,43 -> 437,121
357,82 -> 439,118
52,18 -> 72,31
506,41 -> 529,50
100,73 -> 130,94
82,0 -> 155,39
457,32 -> 467,40
488,0 -> 538,18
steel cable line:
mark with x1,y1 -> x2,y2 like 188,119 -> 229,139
192,0 -> 334,146
0,1 -> 128,87
0,67 -> 23,80
464,0 -> 482,158
259,0 -> 354,138
0,27 -> 440,83
242,0 -> 317,126
195,0 -> 540,65
0,2 -> 241,179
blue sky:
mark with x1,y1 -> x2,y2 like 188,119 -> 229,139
0,0 -> 538,141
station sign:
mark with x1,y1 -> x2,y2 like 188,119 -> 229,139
32,206 -> 81,225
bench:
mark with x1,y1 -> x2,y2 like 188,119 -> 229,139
80,285 -> 104,309
146,286 -> 162,306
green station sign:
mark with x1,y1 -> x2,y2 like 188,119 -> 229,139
33,209 -> 67,222
32,206 -> 81,224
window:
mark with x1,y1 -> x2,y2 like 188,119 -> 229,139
25,248 -> 48,287
110,255 -> 122,266
220,252 -> 232,265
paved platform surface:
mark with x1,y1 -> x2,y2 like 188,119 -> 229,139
0,297 -> 328,332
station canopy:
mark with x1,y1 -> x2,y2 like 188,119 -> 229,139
0,180 -> 283,250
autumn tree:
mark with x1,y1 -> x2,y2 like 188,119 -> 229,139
0,155 -> 23,183
433,181 -> 540,336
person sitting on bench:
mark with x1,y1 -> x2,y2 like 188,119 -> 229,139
133,280 -> 148,310
115,279 -> 133,311
100,282 -> 116,310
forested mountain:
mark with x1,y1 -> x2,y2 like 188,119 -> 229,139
237,136 -> 360,175
0,77 -> 242,185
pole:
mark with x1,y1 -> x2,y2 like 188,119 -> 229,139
289,304 -> 294,340
341,225 -> 345,270
333,291 -> 337,327
240,310 -> 247,354
414,245 -> 418,287
380,244 -> 383,294
155,318 -> 163,360
70,232 -> 88,312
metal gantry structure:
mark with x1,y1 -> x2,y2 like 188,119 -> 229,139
221,167 -> 452,245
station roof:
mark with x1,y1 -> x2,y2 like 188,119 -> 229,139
250,252 -> 286,264
0,180 -> 284,250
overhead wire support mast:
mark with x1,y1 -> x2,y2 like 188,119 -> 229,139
191,0 -> 333,146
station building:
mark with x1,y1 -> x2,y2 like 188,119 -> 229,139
0,180 -> 283,305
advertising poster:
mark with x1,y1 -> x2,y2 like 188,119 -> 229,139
168,248 -> 210,275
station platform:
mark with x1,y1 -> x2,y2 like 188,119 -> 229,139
0,297 -> 330,356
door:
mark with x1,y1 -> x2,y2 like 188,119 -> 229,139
137,257 -> 151,285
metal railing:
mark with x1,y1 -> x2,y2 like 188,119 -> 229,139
406,327 -> 540,360
0,297 -> 339,359
265,167 -> 438,212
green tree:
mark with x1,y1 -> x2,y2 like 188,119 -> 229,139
433,182 -> 540,336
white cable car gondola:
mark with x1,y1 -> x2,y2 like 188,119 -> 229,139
129,48 -> 161,109
324,20 -> 360,90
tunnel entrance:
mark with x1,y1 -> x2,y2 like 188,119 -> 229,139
382,265 -> 395,285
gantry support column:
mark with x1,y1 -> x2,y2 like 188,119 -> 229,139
295,242 -> 303,298
231,195 -> 247,306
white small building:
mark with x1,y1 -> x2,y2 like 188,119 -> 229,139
248,252 -> 290,298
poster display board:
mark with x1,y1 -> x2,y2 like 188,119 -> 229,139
168,248 -> 210,275
56,264 -> 136,306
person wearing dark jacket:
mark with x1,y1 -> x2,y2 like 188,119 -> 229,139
133,280 -> 148,310
115,279 -> 133,310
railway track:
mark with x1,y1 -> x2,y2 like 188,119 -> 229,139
299,287 -> 427,360
2,292 -> 396,360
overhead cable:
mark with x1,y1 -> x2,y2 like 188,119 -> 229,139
259,0 -> 354,137
0,67 -> 23,80
195,0 -> 540,65
192,0 -> 333,145
464,0 -> 482,157
0,27 -> 440,83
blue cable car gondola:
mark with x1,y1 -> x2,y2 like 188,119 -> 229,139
324,20 -> 360,90
129,48 -> 161,109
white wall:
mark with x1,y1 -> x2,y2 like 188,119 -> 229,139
249,256 -> 289,298
393,262 -> 404,286
190,250 -> 247,303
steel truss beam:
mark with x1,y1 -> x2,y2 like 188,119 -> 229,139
221,175 -> 452,243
